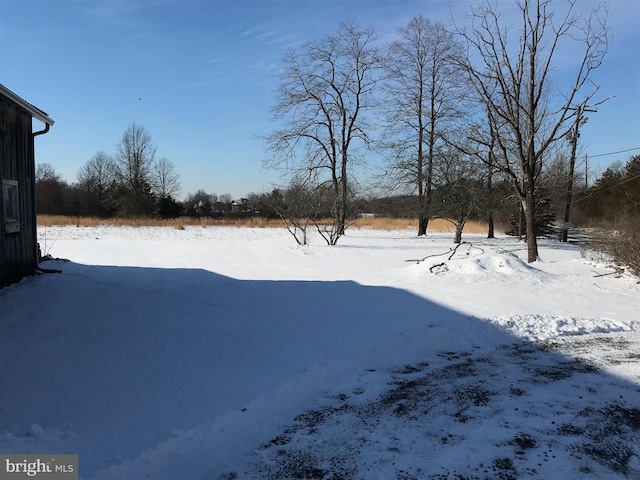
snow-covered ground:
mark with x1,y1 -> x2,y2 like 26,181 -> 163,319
1,225 -> 639,479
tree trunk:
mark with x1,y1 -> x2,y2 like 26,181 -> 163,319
487,213 -> 495,239
417,132 -> 434,237
418,215 -> 428,236
486,149 -> 495,238
416,114 -> 427,236
454,224 -> 463,244
337,152 -> 348,237
524,191 -> 539,263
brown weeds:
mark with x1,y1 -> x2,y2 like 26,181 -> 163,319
591,217 -> 640,277
37,215 -> 501,234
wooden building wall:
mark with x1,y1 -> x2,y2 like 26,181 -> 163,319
0,96 -> 38,288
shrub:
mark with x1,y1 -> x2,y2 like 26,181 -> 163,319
593,216 -> 640,278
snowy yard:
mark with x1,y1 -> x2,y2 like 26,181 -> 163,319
1,225 -> 639,479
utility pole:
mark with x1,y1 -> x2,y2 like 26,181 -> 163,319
561,96 -> 613,242
562,104 -> 592,242
585,154 -> 588,189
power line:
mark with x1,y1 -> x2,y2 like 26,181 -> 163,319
573,171 -> 640,204
587,147 -> 640,158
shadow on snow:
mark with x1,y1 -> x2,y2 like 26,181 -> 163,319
0,261 -> 638,479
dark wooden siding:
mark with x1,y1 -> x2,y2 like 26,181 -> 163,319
0,96 -> 38,288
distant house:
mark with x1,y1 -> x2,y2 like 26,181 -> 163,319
0,84 -> 54,288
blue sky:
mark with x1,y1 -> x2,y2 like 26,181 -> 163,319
1,0 -> 638,200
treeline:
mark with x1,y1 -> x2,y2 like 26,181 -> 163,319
33,151 -> 527,239
36,161 -> 238,219
573,155 -> 640,228
573,155 -> 640,275
37,123 -> 231,219
37,123 -> 637,236
33,121 -> 528,230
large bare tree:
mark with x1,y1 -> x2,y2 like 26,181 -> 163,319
383,16 -> 468,236
152,157 -> 181,200
459,0 -> 608,262
266,22 -> 382,245
77,151 -> 117,217
114,123 -> 157,216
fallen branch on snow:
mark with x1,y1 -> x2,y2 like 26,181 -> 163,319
592,266 -> 625,278
406,241 -> 485,264
429,262 -> 446,273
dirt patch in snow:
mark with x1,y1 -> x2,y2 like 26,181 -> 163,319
220,333 -> 640,480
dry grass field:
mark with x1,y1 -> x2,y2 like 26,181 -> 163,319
37,215 -> 500,234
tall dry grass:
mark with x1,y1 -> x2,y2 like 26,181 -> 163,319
37,215 -> 501,233
352,217 -> 498,233
36,215 -> 286,229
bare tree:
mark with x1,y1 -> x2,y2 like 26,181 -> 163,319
268,177 -> 319,245
432,144 -> 485,243
383,16 -> 469,236
266,22 -> 382,245
184,189 -> 216,217
35,163 -> 66,215
77,151 -> 117,217
483,111 -> 498,239
219,193 -> 232,205
114,123 -> 157,216
459,0 -> 608,262
153,157 -> 181,200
